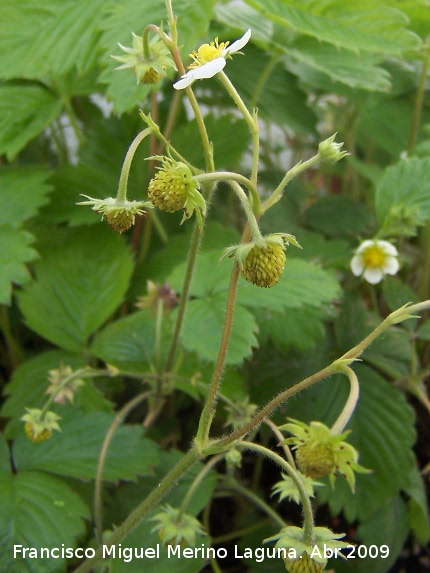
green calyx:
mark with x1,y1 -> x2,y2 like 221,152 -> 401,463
112,33 -> 176,85
221,233 -> 300,288
279,418 -> 370,491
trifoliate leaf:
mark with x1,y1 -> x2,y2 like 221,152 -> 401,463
0,226 -> 38,305
18,227 -> 134,351
13,410 -> 159,482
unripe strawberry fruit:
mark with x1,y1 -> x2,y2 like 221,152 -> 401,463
148,167 -> 191,212
285,553 -> 325,573
241,243 -> 286,288
24,423 -> 52,443
296,443 -> 335,479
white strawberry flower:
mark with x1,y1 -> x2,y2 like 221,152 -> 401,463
351,239 -> 399,284
173,29 -> 251,90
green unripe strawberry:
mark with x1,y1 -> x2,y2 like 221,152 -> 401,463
24,423 -> 53,443
241,243 -> 286,288
285,553 -> 325,573
148,166 -> 190,212
295,443 -> 336,479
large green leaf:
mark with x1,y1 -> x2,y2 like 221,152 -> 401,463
236,258 -> 341,311
18,227 -> 134,351
13,410 -> 159,482
375,156 -> 430,236
179,295 -> 259,365
0,0 -> 103,81
0,226 -> 38,306
0,436 -> 89,573
0,167 -> 52,228
1,350 -> 113,439
0,83 -> 63,160
244,0 -> 421,55
90,309 -> 171,373
304,195 -> 372,239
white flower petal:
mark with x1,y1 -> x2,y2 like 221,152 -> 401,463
376,240 -> 398,256
350,255 -> 364,276
383,256 -> 400,275
173,75 -> 195,90
355,240 -> 374,254
173,58 -> 226,90
225,29 -> 252,55
363,268 -> 384,284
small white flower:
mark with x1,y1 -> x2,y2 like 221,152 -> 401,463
173,29 -> 251,90
351,240 -> 399,284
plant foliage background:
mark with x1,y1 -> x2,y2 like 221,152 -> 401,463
0,1 -> 429,572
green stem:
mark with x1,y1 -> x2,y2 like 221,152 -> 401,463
164,222 -> 202,372
264,418 -> 296,470
223,479 -> 286,529
178,454 -> 223,517
330,364 -> 360,435
408,40 -> 430,153
262,154 -> 320,214
236,442 -> 314,544
195,261 -> 241,447
227,180 -> 263,243
117,128 -> 152,202
217,71 -> 260,200
94,391 -> 152,544
194,171 -> 260,213
73,449 -> 199,573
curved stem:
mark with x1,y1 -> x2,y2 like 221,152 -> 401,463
261,154 -> 320,214
264,418 -> 296,470
227,180 -> 262,243
178,454 -> 223,517
117,128 -> 152,201
236,442 -> 314,545
223,479 -> 287,529
194,171 -> 260,213
73,449 -> 199,573
330,364 -> 360,435
94,391 -> 152,543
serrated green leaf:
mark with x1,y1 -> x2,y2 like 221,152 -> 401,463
0,0 -> 103,81
256,306 -> 327,352
0,468 -> 89,573
179,294 -> 259,364
284,37 -> 391,92
310,366 -> 416,523
0,83 -> 63,160
375,157 -> 430,236
1,350 -> 113,439
18,227 -> 134,351
13,410 -> 159,482
244,0 -> 421,55
0,167 -> 52,229
91,309 -> 171,373
0,226 -> 38,306
236,258 -> 341,311
304,195 -> 372,239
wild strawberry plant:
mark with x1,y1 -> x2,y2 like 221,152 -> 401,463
1,2 -> 430,573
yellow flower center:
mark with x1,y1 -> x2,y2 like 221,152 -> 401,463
362,245 -> 386,268
188,38 -> 228,68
